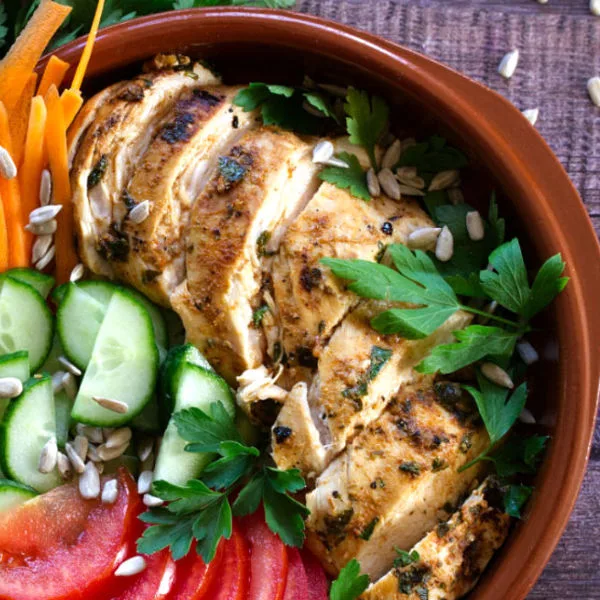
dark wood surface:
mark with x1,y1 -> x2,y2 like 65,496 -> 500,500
296,0 -> 600,597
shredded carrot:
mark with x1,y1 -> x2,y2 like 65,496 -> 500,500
38,55 -> 70,98
11,73 -> 38,169
0,192 -> 9,272
0,103 -> 28,267
61,88 -> 84,129
45,86 -> 77,282
71,0 -> 105,93
0,0 -> 72,114
19,96 -> 48,258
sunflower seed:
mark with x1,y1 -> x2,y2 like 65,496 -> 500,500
29,204 -> 62,226
137,436 -> 155,462
57,451 -> 72,480
381,139 -> 402,170
407,227 -> 442,250
396,170 -> 425,189
73,435 -> 89,462
481,362 -> 514,389
448,188 -> 464,205
97,441 -> 129,461
115,556 -> 147,577
537,0 -> 548,4
587,77 -> 600,107
429,169 -> 460,192
58,356 -> 82,377
92,396 -> 128,414
401,137 -> 416,152
129,200 -> 150,225
522,108 -> 539,126
79,461 -> 100,499
591,0 -> 600,16
517,340 -> 539,365
52,371 -> 66,394
25,220 -> 57,235
87,443 -> 102,463
70,263 -> 85,283
324,156 -> 349,169
303,75 -> 316,89
397,184 -> 425,197
65,442 -> 86,474
32,235 -> 54,264
366,168 -> 380,197
377,168 -> 401,200
103,428 -> 115,439
96,462 -> 105,474
62,372 -> 78,399
35,245 -> 56,271
498,49 -> 520,79
0,377 -> 23,399
105,427 -> 132,449
137,470 -> 154,495
396,166 -> 418,180
519,407 -> 536,424
435,226 -> 454,262
317,83 -> 348,97
143,493 -> 164,507
76,423 -> 104,445
102,479 -> 119,504
312,140 -> 334,164
0,146 -> 17,179
40,169 -> 52,206
38,437 -> 58,473
466,211 -> 485,241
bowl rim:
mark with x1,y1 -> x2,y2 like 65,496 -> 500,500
45,8 -> 600,599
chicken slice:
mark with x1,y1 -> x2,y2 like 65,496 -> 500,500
362,478 -> 511,600
272,182 -> 433,362
171,128 -> 320,383
70,63 -> 220,279
109,86 -> 256,305
304,380 -> 488,580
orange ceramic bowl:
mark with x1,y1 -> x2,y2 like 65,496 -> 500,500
42,9 -> 600,599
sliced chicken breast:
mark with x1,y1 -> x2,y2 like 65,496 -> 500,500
172,128 -> 320,383
110,86 -> 256,305
70,62 -> 220,280
272,182 -> 432,361
304,380 -> 488,579
362,478 -> 511,600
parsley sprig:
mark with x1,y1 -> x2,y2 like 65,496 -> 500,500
319,152 -> 371,201
137,403 -> 308,562
329,559 -> 370,600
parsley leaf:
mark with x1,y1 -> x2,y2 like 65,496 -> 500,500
397,135 -> 468,174
394,548 -> 420,568
319,152 -> 370,202
488,434 -> 549,477
174,403 -> 243,451
330,559 -> 370,600
503,484 -> 533,518
416,325 -> 519,374
344,87 -> 389,169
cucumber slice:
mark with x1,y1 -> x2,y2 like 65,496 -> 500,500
159,344 -> 213,426
4,268 -> 55,299
54,390 -> 73,448
38,335 -> 63,374
57,284 -> 108,370
0,479 -> 37,512
131,395 -> 162,434
0,278 -> 53,372
0,351 -> 30,421
0,376 -> 61,492
154,364 -> 234,486
71,289 -> 159,426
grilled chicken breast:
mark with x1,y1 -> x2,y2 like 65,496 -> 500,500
70,62 -> 220,281
172,128 -> 320,383
110,86 -> 255,305
362,478 -> 511,600
304,381 -> 488,580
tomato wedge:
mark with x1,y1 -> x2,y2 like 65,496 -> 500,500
207,524 -> 249,600
0,468 -> 142,600
241,511 -> 288,600
301,549 -> 329,600
283,547 -> 309,600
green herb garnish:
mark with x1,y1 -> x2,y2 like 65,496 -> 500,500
252,305 -> 269,327
319,152 -> 371,201
329,559 -> 370,600
394,548 -> 420,568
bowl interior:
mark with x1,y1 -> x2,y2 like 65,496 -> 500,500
46,10 -> 600,599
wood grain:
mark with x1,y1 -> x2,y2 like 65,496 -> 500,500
296,0 -> 600,597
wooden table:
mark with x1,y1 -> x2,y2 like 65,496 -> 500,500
297,0 -> 600,597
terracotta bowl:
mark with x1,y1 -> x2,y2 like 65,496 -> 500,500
42,8 -> 600,599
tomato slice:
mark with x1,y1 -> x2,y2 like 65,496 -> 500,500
283,547 -> 309,600
241,511 -> 288,600
0,468 -> 142,600
207,524 -> 249,600
301,549 -> 329,600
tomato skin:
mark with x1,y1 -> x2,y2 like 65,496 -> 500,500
301,549 -> 329,600
241,512 -> 288,600
208,525 -> 249,600
283,547 -> 309,600
0,469 -> 142,600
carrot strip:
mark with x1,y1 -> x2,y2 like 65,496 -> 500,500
45,86 -> 77,282
71,0 -> 105,92
11,73 -> 38,168
38,55 -> 70,97
0,103 -> 28,267
0,0 -> 72,113
0,192 -> 9,272
19,96 -> 48,257
61,88 -> 84,129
